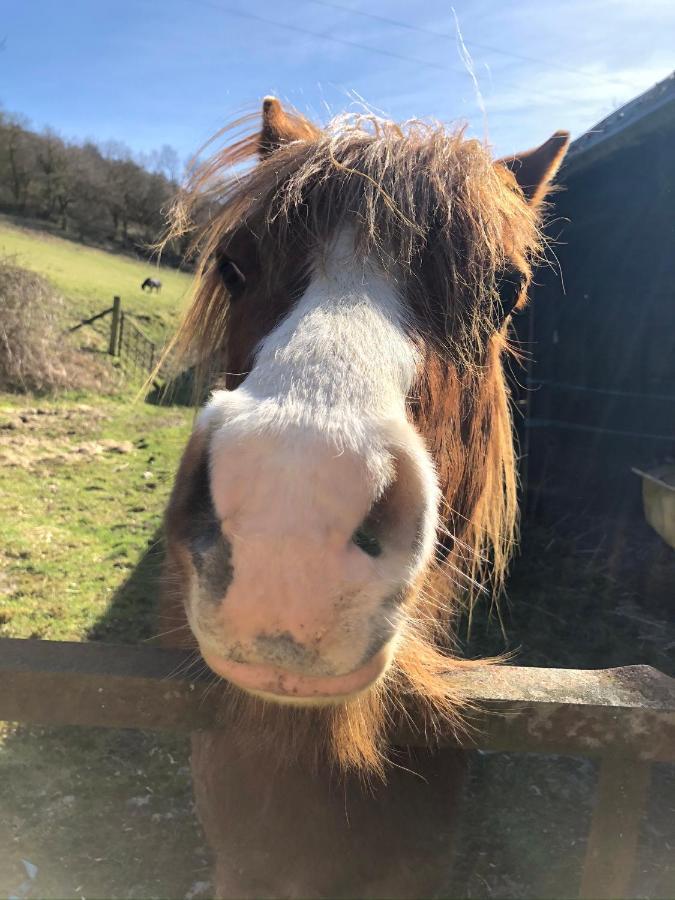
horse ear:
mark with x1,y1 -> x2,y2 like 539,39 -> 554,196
258,96 -> 320,157
498,130 -> 571,205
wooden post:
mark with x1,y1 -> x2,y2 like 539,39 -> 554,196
108,296 -> 121,356
579,755 -> 651,899
118,311 -> 125,358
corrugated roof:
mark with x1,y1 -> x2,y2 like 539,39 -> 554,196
564,70 -> 675,174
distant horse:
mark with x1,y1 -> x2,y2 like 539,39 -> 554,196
141,277 -> 161,293
160,97 -> 569,898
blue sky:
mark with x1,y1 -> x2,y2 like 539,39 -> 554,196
2,0 -> 673,166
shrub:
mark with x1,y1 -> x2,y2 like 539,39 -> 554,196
0,259 -> 114,393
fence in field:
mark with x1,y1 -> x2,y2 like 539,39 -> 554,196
2,636 -> 673,899
69,295 -> 158,377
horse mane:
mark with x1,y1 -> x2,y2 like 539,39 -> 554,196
161,110 -> 545,777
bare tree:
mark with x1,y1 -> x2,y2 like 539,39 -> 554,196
36,129 -> 68,219
0,115 -> 35,212
0,110 -> 182,262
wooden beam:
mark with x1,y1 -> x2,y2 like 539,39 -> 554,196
579,756 -> 651,899
2,638 -> 672,899
108,295 -> 122,356
67,305 -> 113,334
1,639 -> 674,761
431,661 -> 675,762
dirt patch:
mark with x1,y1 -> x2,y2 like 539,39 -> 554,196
0,405 -> 132,469
0,725 -> 211,900
0,437 -> 135,469
0,404 -> 110,427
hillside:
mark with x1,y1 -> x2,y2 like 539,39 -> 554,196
0,219 -> 193,344
0,116 -> 181,261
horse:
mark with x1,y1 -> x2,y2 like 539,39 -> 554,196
141,276 -> 162,292
159,97 -> 569,898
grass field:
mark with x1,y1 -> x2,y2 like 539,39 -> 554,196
0,219 -> 193,344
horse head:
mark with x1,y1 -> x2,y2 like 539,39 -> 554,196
162,98 -> 569,772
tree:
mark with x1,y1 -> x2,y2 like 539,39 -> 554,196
0,115 -> 35,212
36,129 -> 69,219
0,110 -> 182,263
69,143 -> 111,242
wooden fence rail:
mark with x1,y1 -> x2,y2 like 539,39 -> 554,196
2,637 -> 674,899
68,296 -> 158,376
67,305 -> 114,334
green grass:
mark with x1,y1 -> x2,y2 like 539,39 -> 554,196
0,219 -> 193,344
0,393 -> 192,641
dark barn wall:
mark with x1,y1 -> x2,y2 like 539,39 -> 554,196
518,116 -> 675,515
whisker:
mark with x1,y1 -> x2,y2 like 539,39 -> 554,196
199,670 -> 224,707
143,623 -> 193,643
164,649 -> 203,682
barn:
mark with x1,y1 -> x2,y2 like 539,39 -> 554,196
519,71 -> 675,517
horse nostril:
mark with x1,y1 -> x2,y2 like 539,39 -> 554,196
351,464 -> 401,558
352,525 -> 382,558
349,445 -> 432,562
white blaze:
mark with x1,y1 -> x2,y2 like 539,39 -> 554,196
191,231 -> 440,683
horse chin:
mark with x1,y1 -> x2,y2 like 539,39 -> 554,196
202,648 -> 392,707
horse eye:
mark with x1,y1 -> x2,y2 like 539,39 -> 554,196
217,256 -> 246,296
495,267 -> 526,321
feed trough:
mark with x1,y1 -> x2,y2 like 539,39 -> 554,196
633,464 -> 675,549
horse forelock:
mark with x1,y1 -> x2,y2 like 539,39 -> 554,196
160,110 -> 540,776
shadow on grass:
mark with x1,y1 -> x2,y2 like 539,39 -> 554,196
450,513 -> 675,899
145,370 -> 196,408
145,366 -> 214,410
87,528 -> 166,643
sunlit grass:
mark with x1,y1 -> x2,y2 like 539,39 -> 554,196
0,393 -> 192,641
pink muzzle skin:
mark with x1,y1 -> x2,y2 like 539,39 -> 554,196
203,647 -> 391,704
